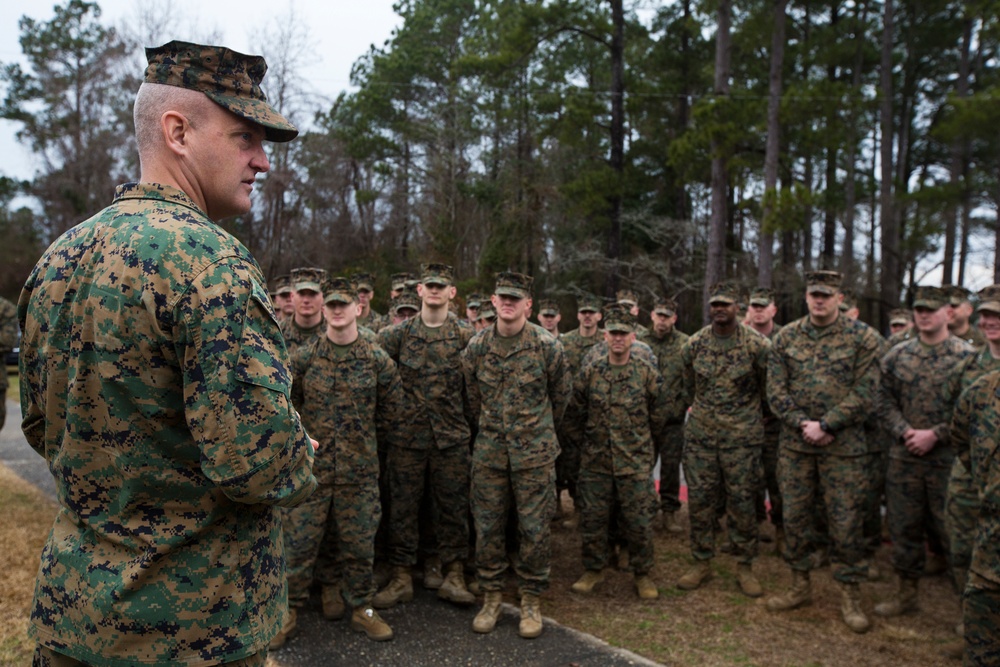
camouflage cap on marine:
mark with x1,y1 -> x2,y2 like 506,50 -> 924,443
889,308 -> 912,325
708,281 -> 742,305
352,272 -> 376,292
273,274 -> 293,296
839,288 -> 857,312
749,287 -> 774,307
945,285 -> 972,307
391,272 -> 416,291
291,267 -> 326,293
577,294 -> 602,313
421,263 -> 454,286
538,299 -> 560,316
616,289 -> 639,307
323,277 -> 357,305
652,296 -> 678,316
393,287 -> 421,313
144,40 -> 297,143
466,292 -> 483,309
479,299 -> 497,321
494,271 -> 533,299
976,285 -> 1000,315
913,285 -> 949,310
805,270 -> 842,295
603,303 -> 636,333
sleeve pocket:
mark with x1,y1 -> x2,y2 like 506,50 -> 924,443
235,281 -> 290,393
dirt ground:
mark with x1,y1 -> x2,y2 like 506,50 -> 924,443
540,496 -> 964,667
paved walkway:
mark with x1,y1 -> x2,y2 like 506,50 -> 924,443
1,397 -> 665,667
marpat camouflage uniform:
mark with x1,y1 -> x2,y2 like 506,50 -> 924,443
880,335 -> 974,578
462,321 -> 571,596
287,330 -> 407,610
768,313 -> 882,583
18,182 -> 317,665
281,317 -> 326,357
0,295 -> 17,430
556,325 -> 602,495
681,323 -> 770,564
359,309 -> 389,334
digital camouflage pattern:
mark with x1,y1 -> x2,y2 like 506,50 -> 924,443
880,335 -> 974,578
560,328 -> 603,376
563,353 -> 671,575
462,321 -> 571,595
280,316 -> 326,357
18,182 -> 317,666
0,295 -> 17,429
287,331 -> 407,608
638,327 -> 689,513
964,574 -> 1000,667
379,313 -> 476,568
944,349 -> 1000,572
767,313 -> 881,582
681,324 -> 770,564
580,338 -> 657,369
556,327 -> 602,492
359,309 -> 389,333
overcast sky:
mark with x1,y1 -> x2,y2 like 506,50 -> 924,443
0,0 -> 401,182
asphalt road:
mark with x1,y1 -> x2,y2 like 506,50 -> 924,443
0,396 -> 665,667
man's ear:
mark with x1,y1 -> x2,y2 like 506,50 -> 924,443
161,110 -> 192,156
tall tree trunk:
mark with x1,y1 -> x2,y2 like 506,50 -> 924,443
841,0 -> 870,284
821,2 -> 840,270
759,0 -> 787,288
878,0 -> 898,328
704,0 -> 732,319
604,0 -> 625,299
942,18 -> 972,285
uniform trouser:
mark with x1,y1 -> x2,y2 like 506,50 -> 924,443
579,470 -> 656,575
472,462 -> 555,597
886,457 -> 950,579
386,444 -> 470,568
283,480 -> 379,609
33,645 -> 266,667
555,434 -> 580,499
965,572 -> 1000,666
683,441 -> 760,565
657,424 -> 684,513
947,458 -> 980,572
757,424 -> 782,526
778,449 -> 868,584
862,450 -> 887,558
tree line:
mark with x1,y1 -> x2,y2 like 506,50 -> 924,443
2,0 -> 998,332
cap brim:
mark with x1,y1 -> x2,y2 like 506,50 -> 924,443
495,287 -> 527,299
749,299 -> 771,306
206,91 -> 298,142
605,324 -> 633,333
709,298 -> 735,305
295,282 -> 322,293
807,286 -> 835,295
977,302 -> 1000,315
324,294 -> 355,304
653,308 -> 675,316
913,300 -> 945,310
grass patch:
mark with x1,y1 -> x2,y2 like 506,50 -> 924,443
0,464 -> 56,666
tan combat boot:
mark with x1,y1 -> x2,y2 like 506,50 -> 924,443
571,569 -> 606,594
519,593 -> 543,639
874,576 -> 918,617
268,607 -> 297,649
350,606 -> 394,641
635,575 -> 659,600
737,563 -> 763,598
438,560 -> 475,605
423,555 -> 444,589
321,583 -> 345,620
676,560 -> 713,591
839,582 -> 871,633
766,570 -> 812,611
472,591 -> 503,633
372,566 -> 413,609
660,510 -> 684,534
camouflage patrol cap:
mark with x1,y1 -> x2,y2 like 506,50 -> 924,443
391,272 -> 416,291
603,303 -> 636,333
291,267 -> 326,293
652,297 -> 678,316
976,285 -> 1000,315
616,289 -> 639,307
538,299 -> 560,316
466,292 -> 483,309
913,285 -> 949,310
805,270 -> 842,295
708,281 -> 741,305
495,271 -> 533,299
144,40 -> 297,142
577,295 -> 602,313
889,308 -> 912,325
749,287 -> 774,307
945,285 -> 972,306
273,274 -> 293,296
393,287 -> 421,313
352,272 -> 376,292
479,300 -> 497,321
421,263 -> 454,286
839,289 -> 857,312
323,277 -> 357,305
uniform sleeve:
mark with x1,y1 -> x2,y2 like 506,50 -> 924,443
766,332 -> 809,429
754,337 -> 771,411
374,351 -> 408,445
647,367 -> 672,450
879,348 -> 911,440
461,339 -> 482,427
561,365 -> 591,447
679,340 -> 695,411
0,297 -> 17,352
822,328 -> 879,432
951,380 -> 975,472
546,337 -> 572,425
178,258 -> 316,507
